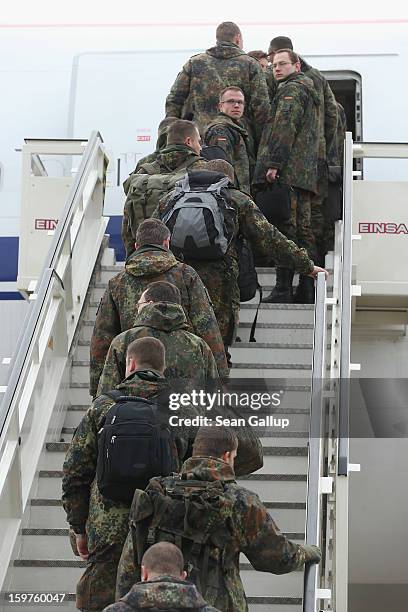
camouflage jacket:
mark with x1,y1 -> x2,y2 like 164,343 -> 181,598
254,72 -> 320,194
122,145 -> 208,257
265,60 -> 338,172
204,113 -> 256,194
97,302 -> 219,395
116,457 -> 312,611
62,371 -> 169,543
90,246 -> 228,397
165,42 -> 270,142
103,576 -> 220,611
300,59 -> 338,168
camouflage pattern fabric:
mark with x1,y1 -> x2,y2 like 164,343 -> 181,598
204,113 -> 256,194
266,59 -> 338,177
97,302 -> 219,395
165,42 -> 270,143
153,186 -> 313,345
116,457 -> 317,611
254,72 -> 319,194
276,187 -> 317,263
265,65 -> 278,103
97,304 -> 264,479
310,194 -> 326,266
121,145 -> 208,257
300,59 -> 338,169
89,245 -> 228,397
103,576 -> 220,611
62,371 -> 176,612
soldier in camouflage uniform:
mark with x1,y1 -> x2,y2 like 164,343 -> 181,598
103,543 -> 220,612
254,49 -> 320,304
165,21 -> 270,144
63,338 -> 199,612
204,87 -> 256,194
97,281 -> 219,395
122,121 -> 208,258
116,427 -> 321,611
265,37 -> 338,272
90,219 -> 228,397
154,161 -> 325,350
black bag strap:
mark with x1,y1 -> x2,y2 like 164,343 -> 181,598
249,283 -> 263,343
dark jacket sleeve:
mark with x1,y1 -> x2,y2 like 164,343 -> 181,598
62,397 -> 111,533
248,62 -> 271,143
323,81 -> 339,164
90,284 -> 122,397
238,489 -> 309,574
165,61 -> 191,118
204,124 -> 236,164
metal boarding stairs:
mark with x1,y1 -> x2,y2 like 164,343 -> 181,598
0,133 -> 357,612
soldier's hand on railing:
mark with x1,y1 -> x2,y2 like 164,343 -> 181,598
308,266 -> 329,280
303,544 -> 322,564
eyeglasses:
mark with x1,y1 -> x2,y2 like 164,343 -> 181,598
272,61 -> 294,69
220,99 -> 245,106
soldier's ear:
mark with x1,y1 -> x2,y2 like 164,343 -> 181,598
141,565 -> 148,582
181,570 -> 187,580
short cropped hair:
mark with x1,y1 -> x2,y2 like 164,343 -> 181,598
135,219 -> 170,247
219,86 -> 245,102
142,542 -> 184,576
274,49 -> 300,65
167,119 -> 199,145
143,281 -> 181,305
216,21 -> 241,43
269,36 -> 293,53
126,337 -> 165,372
192,426 -> 238,458
205,159 -> 235,183
248,50 -> 268,61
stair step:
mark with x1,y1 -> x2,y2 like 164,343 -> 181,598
239,304 -> 314,326
230,344 -> 313,365
235,323 -> 313,343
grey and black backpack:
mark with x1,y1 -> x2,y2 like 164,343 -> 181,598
160,170 -> 237,261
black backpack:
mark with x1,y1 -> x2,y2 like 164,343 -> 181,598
96,391 -> 174,504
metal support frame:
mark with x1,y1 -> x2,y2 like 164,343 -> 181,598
0,132 -> 109,592
304,272 -> 329,612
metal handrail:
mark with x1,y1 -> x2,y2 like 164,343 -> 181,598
303,272 -> 327,612
0,131 -> 103,439
338,132 -> 354,476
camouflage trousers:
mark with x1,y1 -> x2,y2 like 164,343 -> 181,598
277,188 -> 317,264
76,540 -> 126,611
186,257 -> 240,348
310,194 -> 326,267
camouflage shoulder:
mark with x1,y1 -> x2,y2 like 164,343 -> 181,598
87,393 -> 116,421
102,602 -> 131,611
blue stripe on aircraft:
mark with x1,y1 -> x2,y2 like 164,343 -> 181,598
0,217 -> 124,299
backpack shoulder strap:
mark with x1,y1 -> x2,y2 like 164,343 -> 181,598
139,161 -> 161,175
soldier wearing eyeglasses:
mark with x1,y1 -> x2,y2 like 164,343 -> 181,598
254,49 -> 319,304
204,87 -> 256,194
